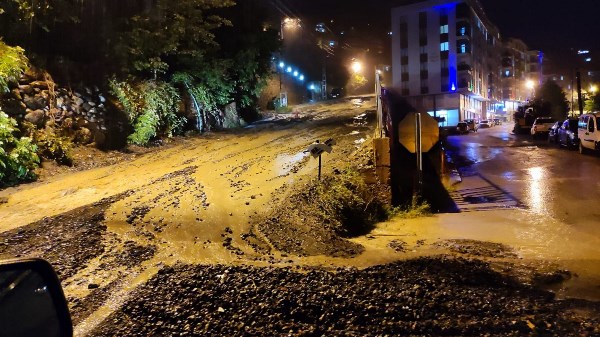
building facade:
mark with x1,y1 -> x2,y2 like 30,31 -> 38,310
391,0 -> 540,124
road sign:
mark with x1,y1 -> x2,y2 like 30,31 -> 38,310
306,143 -> 332,158
398,112 -> 439,153
305,139 -> 336,180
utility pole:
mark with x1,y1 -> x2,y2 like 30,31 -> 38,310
322,58 -> 327,100
577,70 -> 584,115
375,69 -> 383,137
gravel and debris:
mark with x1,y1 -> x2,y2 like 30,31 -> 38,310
435,239 -> 518,259
90,257 -> 600,337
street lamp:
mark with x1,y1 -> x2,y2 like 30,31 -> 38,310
281,17 -> 301,40
590,85 -> 598,94
525,80 -> 535,90
351,60 -> 363,73
525,80 -> 535,101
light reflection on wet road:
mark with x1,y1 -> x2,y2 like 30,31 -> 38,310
447,124 -> 600,300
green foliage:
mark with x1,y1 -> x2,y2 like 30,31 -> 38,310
116,0 -> 235,77
172,65 -> 232,113
0,40 -> 28,92
33,131 -> 73,166
349,73 -> 368,91
585,93 -> 600,112
20,121 -> 74,166
218,23 -> 280,120
533,80 -> 569,121
0,111 -> 39,186
389,194 -> 432,219
0,0 -> 78,32
298,169 -> 389,237
109,79 -> 185,145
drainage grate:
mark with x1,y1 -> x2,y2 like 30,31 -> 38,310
450,186 -> 521,212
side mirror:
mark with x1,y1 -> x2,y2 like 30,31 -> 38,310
0,258 -> 72,337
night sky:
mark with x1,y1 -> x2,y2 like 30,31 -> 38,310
283,0 -> 600,68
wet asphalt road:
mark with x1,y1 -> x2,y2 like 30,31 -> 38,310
443,124 -> 600,300
448,124 -> 600,234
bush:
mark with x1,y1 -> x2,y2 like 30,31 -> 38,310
0,40 -> 28,93
33,131 -> 73,166
390,194 -> 432,219
21,121 -> 74,166
109,79 -> 186,146
0,111 -> 39,186
298,169 -> 389,237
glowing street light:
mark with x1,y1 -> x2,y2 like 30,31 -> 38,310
279,61 -> 285,69
590,85 -> 598,94
351,60 -> 363,73
526,80 -> 535,90
293,70 -> 299,77
281,17 -> 301,40
299,75 -> 305,81
286,66 -> 292,73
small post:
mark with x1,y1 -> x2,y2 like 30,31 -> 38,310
318,154 -> 322,180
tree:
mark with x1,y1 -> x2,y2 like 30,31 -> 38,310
115,0 -> 235,79
532,80 -> 569,121
585,93 -> 600,112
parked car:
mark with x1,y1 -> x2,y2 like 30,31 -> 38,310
531,117 -> 556,138
329,87 -> 344,99
547,121 -> 561,144
557,119 -> 579,149
464,119 -> 478,132
456,122 -> 469,134
493,118 -> 501,126
478,120 -> 491,128
578,112 -> 600,154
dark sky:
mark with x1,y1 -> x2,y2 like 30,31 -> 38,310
283,0 -> 600,55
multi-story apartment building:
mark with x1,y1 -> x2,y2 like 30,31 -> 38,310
500,38 -> 543,110
391,0 -> 502,125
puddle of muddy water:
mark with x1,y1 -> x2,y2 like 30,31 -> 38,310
274,152 -> 309,176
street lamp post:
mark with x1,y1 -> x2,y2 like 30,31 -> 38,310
376,68 -> 383,138
525,80 -> 535,101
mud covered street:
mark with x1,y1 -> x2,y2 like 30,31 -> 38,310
1,98 -> 599,336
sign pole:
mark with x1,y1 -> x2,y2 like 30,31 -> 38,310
416,113 -> 423,193
318,154 -> 322,180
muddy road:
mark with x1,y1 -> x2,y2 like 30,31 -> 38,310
1,98 -> 599,336
1,98 -> 385,334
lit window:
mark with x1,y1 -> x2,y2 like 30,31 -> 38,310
460,27 -> 466,36
560,76 -> 564,81
440,42 -> 449,51
505,70 -> 510,77
460,43 -> 466,53
440,25 -> 448,34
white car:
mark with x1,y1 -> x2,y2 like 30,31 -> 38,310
531,117 -> 556,138
578,112 -> 600,154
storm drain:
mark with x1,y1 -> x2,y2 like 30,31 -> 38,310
450,186 -> 521,212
